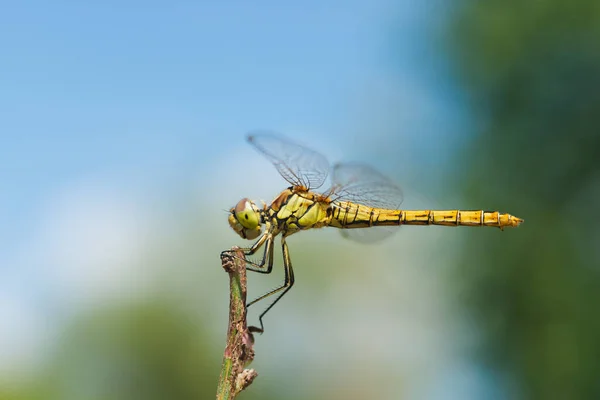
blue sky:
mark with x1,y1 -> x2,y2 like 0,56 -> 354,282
0,0 -> 455,219
1,1 -> 463,244
0,0 -> 464,306
0,0 -> 465,288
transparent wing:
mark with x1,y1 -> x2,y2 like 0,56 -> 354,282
330,162 -> 404,210
330,162 -> 404,243
339,226 -> 398,243
247,131 -> 330,189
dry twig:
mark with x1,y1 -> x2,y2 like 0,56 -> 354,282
216,248 -> 257,399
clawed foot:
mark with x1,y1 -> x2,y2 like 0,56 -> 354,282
221,248 -> 247,259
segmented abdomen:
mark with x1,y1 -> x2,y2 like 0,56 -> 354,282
329,202 -> 523,230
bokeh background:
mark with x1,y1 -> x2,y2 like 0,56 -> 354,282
1,1 -> 599,399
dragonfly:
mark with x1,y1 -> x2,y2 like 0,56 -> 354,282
223,131 -> 523,333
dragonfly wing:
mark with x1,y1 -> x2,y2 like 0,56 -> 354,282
331,162 -> 404,243
247,131 -> 330,189
340,226 -> 399,243
331,162 -> 404,209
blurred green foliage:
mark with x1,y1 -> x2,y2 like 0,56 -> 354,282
0,299 -> 284,400
2,301 -> 220,400
448,0 -> 600,398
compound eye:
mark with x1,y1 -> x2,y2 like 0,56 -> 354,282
234,198 -> 259,230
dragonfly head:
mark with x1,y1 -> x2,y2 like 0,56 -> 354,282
228,198 -> 263,240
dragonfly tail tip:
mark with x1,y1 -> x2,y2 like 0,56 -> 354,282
512,216 -> 524,227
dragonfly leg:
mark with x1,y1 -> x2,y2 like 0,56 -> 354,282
225,233 -> 274,273
245,234 -> 274,273
221,232 -> 271,261
248,236 -> 295,334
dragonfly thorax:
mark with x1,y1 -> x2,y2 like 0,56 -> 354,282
228,198 -> 263,240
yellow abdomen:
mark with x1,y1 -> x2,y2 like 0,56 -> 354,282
329,202 -> 523,230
